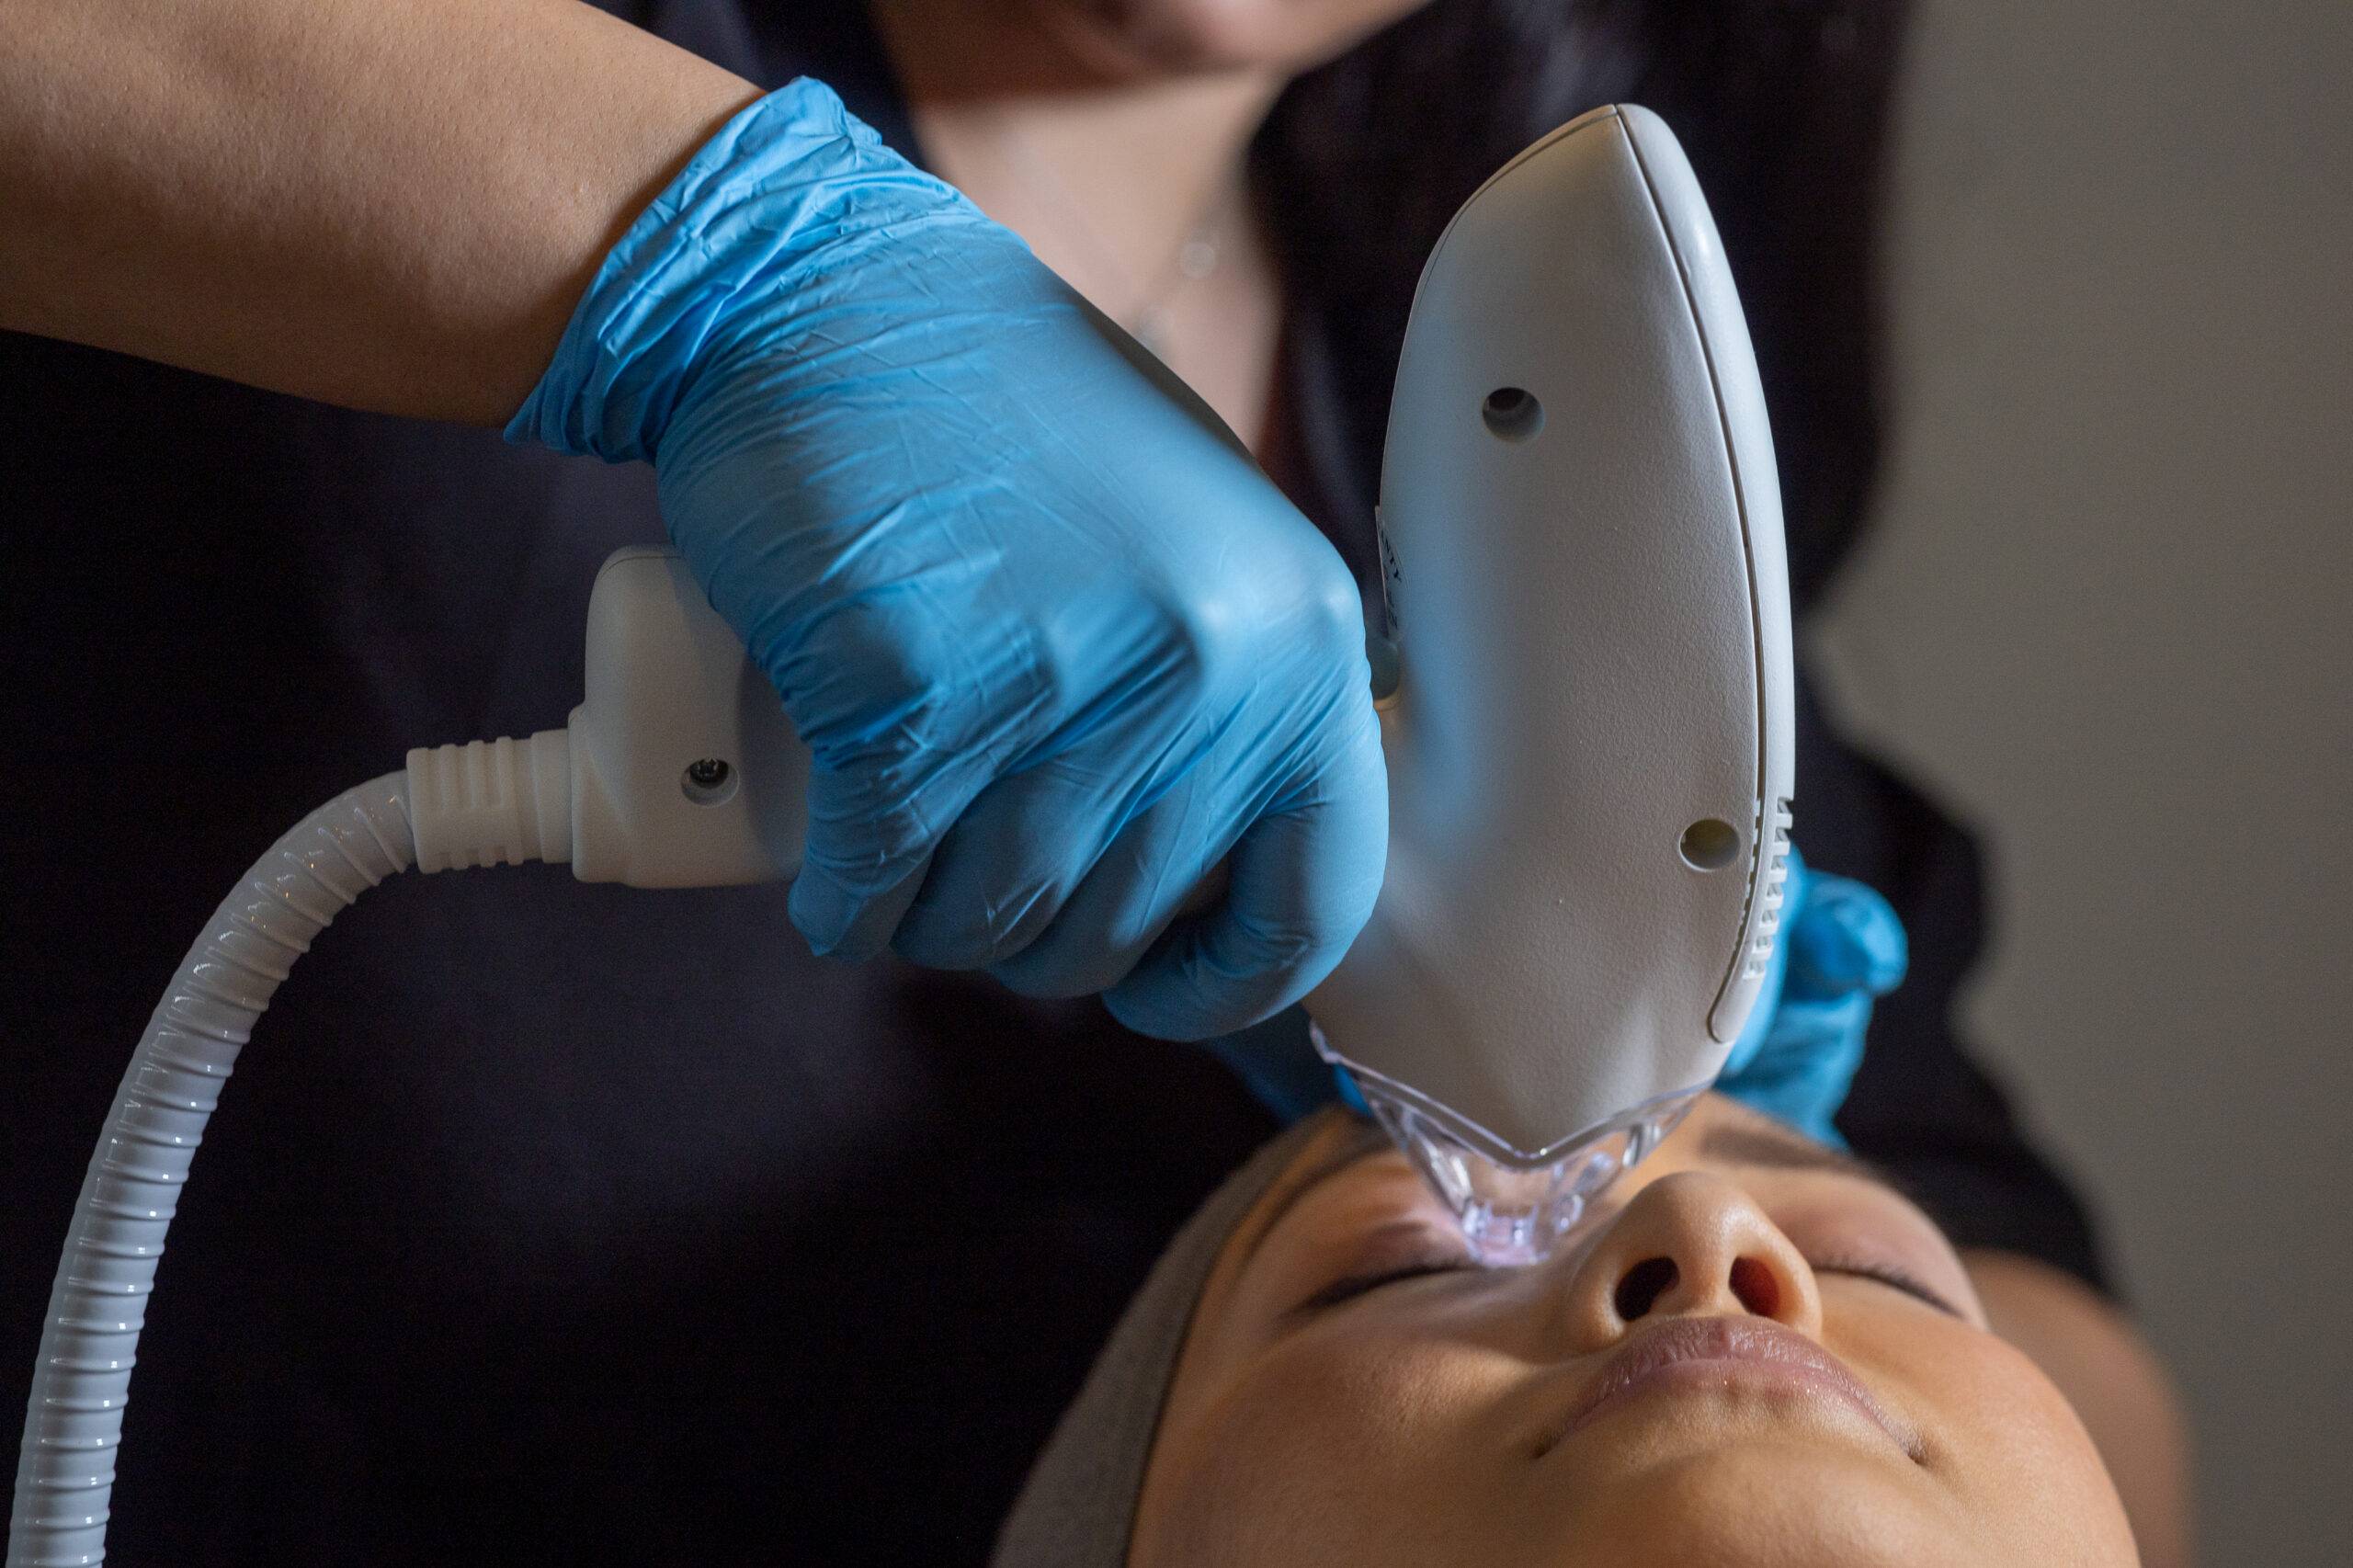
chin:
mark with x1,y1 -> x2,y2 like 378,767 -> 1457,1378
1552,1446 -> 1956,1568
1040,0 -> 1429,73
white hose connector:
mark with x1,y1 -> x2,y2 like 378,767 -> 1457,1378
8,776 -> 419,1568
406,551 -> 813,888
9,546 -> 802,1564
405,731 -> 573,871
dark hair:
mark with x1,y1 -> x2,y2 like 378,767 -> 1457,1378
1256,0 -> 1911,610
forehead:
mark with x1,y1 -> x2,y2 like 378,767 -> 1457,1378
1649,1109 -> 1903,1187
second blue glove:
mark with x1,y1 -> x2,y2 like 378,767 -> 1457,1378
1716,848 -> 1910,1144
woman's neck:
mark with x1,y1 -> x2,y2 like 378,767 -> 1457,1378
871,0 -> 1287,448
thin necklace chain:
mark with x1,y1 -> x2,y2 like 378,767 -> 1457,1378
983,114 -> 1242,355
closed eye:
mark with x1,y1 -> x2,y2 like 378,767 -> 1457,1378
1814,1259 -> 1966,1319
1300,1257 -> 1476,1312
1302,1256 -> 1963,1319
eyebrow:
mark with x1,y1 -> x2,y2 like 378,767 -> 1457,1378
1234,1119 -> 1395,1273
1694,1122 -> 1896,1185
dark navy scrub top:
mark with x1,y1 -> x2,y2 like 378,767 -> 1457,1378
0,4 -> 2102,1562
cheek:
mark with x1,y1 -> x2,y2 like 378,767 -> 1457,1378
1133,1333 -> 1518,1568
1563,1448 -> 1977,1568
1832,1312 -> 2138,1566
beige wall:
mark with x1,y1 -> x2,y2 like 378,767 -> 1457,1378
1810,0 -> 2353,1559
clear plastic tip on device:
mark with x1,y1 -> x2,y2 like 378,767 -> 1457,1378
1316,1036 -> 1705,1267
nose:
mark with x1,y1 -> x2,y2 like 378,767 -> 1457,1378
1555,1171 -> 1824,1353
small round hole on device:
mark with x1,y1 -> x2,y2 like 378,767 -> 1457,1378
681,758 -> 738,806
1481,386 -> 1543,441
1678,818 -> 1741,871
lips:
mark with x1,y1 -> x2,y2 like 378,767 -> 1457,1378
1546,1316 -> 1921,1461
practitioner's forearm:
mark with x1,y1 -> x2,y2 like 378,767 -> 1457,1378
0,0 -> 759,423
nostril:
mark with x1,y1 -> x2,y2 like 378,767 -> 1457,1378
1614,1256 -> 1678,1322
1729,1256 -> 1782,1318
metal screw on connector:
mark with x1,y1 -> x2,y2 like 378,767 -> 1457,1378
681,757 -> 736,806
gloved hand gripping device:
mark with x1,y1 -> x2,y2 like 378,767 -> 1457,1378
9,105 -> 1789,1564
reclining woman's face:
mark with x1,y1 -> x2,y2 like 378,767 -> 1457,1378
1130,1096 -> 2138,1566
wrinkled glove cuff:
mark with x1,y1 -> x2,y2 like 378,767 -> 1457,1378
505,78 -> 968,464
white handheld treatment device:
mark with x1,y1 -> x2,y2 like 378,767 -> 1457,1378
11,104 -> 1787,1563
1306,104 -> 1795,1263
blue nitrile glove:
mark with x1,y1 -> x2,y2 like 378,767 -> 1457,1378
511,82 -> 1387,1040
1717,847 -> 1909,1144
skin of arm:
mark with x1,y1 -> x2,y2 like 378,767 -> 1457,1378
1963,1248 -> 2196,1568
0,0 -> 760,422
